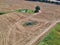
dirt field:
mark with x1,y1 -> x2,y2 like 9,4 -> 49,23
0,0 -> 60,45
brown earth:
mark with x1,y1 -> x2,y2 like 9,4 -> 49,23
0,0 -> 60,45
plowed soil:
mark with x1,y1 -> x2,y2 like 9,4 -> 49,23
0,0 -> 60,45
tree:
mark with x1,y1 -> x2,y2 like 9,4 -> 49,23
34,6 -> 40,13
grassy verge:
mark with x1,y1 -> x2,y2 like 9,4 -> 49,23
38,23 -> 60,45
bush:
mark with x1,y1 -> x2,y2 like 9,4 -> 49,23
34,6 -> 40,13
35,6 -> 40,10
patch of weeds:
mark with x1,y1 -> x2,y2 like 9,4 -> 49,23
0,12 -> 6,15
23,21 -> 37,26
16,9 -> 34,14
26,9 -> 34,14
16,9 -> 21,12
16,9 -> 27,13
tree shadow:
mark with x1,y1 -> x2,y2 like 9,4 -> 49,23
25,0 -> 60,5
26,0 -> 37,1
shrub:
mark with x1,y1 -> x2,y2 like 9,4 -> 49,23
35,6 -> 40,10
34,6 -> 40,13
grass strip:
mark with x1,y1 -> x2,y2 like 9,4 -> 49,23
38,23 -> 60,45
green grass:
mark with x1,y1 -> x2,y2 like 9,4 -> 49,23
38,23 -> 60,45
16,9 -> 23,12
16,9 -> 34,14
26,9 -> 34,14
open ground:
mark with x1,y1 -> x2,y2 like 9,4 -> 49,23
0,0 -> 60,45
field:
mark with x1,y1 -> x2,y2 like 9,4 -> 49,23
0,0 -> 60,45
38,23 -> 60,45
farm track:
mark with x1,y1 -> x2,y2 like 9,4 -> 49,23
0,0 -> 60,45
